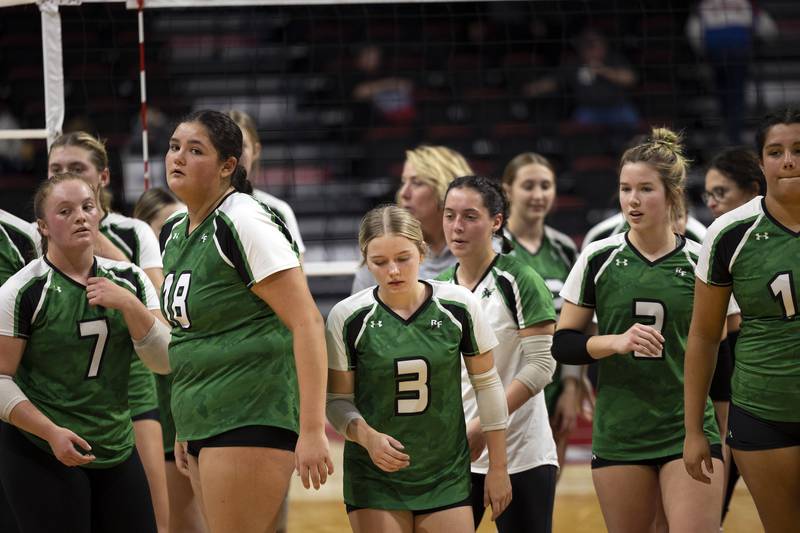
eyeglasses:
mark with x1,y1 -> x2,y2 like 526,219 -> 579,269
701,187 -> 729,203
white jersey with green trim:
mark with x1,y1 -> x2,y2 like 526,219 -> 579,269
100,212 -> 162,270
252,189 -> 306,254
439,254 -> 558,474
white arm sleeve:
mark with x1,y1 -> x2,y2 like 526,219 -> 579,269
0,375 -> 28,422
514,334 -> 556,396
325,392 -> 363,439
132,319 -> 171,375
469,367 -> 508,432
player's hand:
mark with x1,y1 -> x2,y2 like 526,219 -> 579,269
578,374 -> 596,422
86,277 -> 136,310
484,465 -> 512,521
365,430 -> 410,473
466,417 -> 487,461
613,323 -> 664,357
552,381 -> 580,437
295,428 -> 334,490
174,440 -> 191,477
683,431 -> 714,484
46,426 -> 95,467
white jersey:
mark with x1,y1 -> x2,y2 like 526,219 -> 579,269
101,212 -> 162,270
439,254 -> 559,474
252,189 -> 306,254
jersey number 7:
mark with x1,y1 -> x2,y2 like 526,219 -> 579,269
79,318 -> 109,379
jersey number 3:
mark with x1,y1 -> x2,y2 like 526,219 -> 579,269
395,357 -> 430,415
162,272 -> 192,328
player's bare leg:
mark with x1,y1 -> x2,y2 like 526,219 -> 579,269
165,460 -> 207,533
733,447 -> 800,533
197,447 -> 294,533
415,506 -> 474,533
592,465 -> 660,533
659,457 -> 723,533
133,419 -> 170,533
349,509 -> 413,533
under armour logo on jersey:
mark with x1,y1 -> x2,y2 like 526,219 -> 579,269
171,232 -> 180,241
430,320 -> 442,328
754,232 -> 769,240
370,320 -> 382,328
53,285 -> 62,293
481,287 -> 494,299
615,258 -> 628,267
675,267 -> 688,277
200,233 -> 208,243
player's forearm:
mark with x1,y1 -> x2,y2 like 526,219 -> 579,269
8,399 -> 61,442
586,334 -> 623,359
506,379 -> 533,414
484,429 -> 508,470
292,316 -> 328,433
119,295 -> 157,341
684,333 -> 719,435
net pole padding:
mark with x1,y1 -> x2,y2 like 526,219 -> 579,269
0,129 -> 49,140
302,260 -> 359,278
137,0 -> 149,190
39,0 -> 65,150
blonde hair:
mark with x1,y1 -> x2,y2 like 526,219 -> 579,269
501,152 -> 556,187
133,187 -> 180,225
403,145 -> 472,204
619,127 -> 689,223
358,205 -> 428,264
49,131 -> 112,213
34,173 -> 97,254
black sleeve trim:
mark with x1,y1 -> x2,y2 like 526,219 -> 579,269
159,217 -> 180,253
495,275 -> 519,328
18,277 -> 48,338
552,329 -> 596,365
344,308 -> 370,371
3,224 -> 36,264
710,222 -> 750,285
582,248 -> 615,307
442,302 -> 478,355
214,218 -> 252,285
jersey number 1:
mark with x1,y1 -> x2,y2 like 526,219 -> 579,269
79,319 -> 109,379
769,272 -> 797,319
395,358 -> 430,415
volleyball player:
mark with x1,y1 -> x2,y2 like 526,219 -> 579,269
500,153 -> 593,477
134,187 -> 207,533
48,131 -> 170,532
326,204 -> 511,533
161,110 -> 332,533
685,108 -> 800,533
437,176 -> 558,532
0,174 -> 170,532
351,145 -> 473,293
553,129 -> 724,533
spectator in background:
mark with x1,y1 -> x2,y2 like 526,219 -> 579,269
686,0 -> 778,144
525,28 -> 639,127
350,145 -> 472,294
351,45 -> 416,126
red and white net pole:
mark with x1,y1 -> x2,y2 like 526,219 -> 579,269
137,0 -> 150,191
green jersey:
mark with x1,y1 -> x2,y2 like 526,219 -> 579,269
0,257 -> 160,467
438,254 -> 557,474
561,233 -> 719,460
697,197 -> 800,422
160,192 -> 300,441
326,280 -> 498,510
505,226 -> 577,412
100,212 -> 162,417
0,210 -> 39,286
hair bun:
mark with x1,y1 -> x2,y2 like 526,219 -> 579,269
649,127 -> 684,155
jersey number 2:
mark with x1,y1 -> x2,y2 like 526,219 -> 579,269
395,357 -> 430,415
632,299 -> 665,359
79,319 -> 109,379
769,272 -> 797,319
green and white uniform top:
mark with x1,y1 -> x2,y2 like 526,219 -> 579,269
438,254 -> 558,474
326,280 -> 498,511
0,210 -> 39,286
0,256 -> 159,467
696,196 -> 800,422
505,226 -> 577,313
582,212 -> 707,250
100,212 -> 163,271
561,233 -> 720,461
160,191 -> 300,441
252,189 -> 305,254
